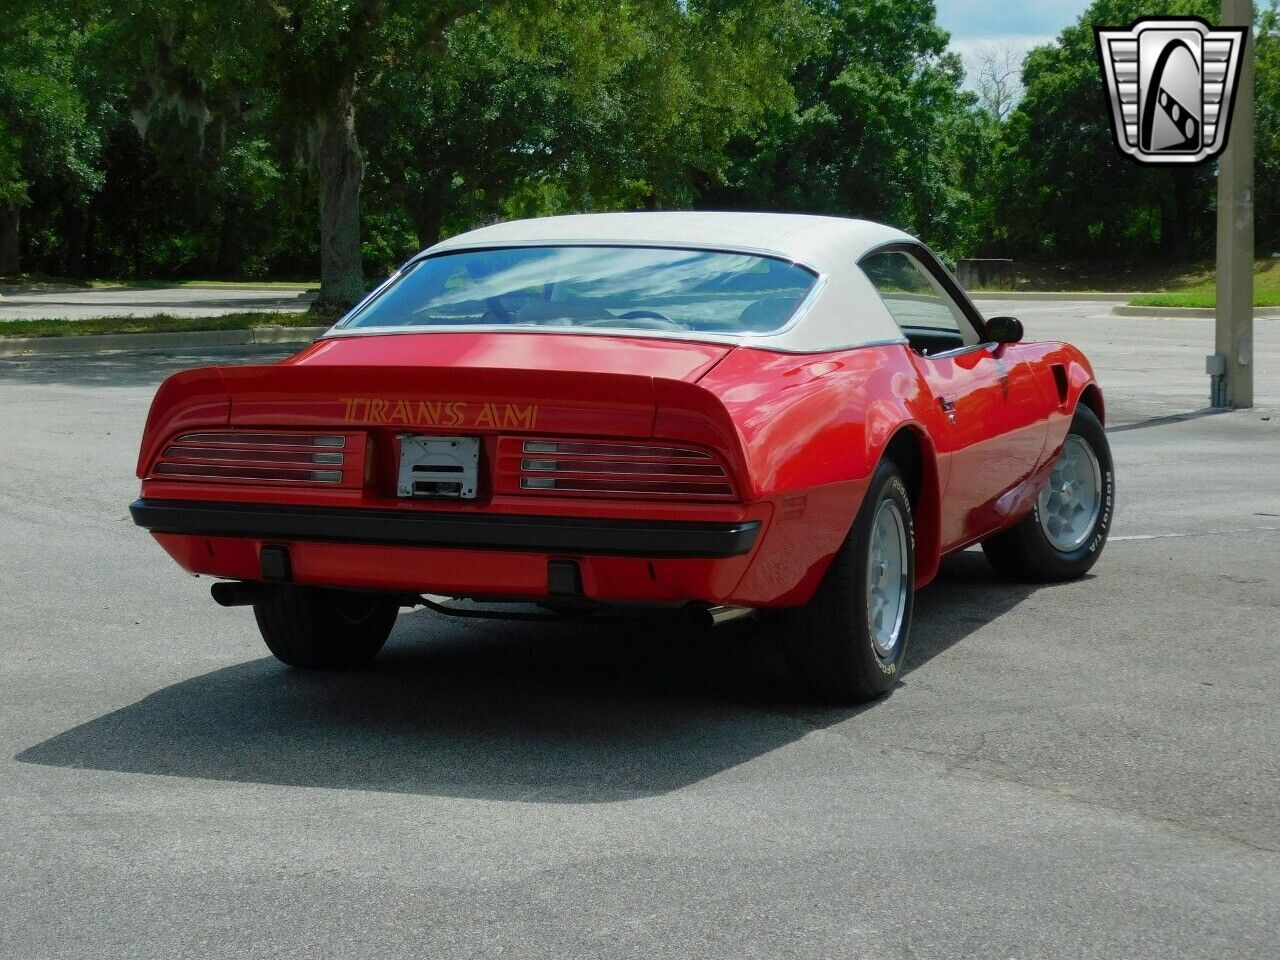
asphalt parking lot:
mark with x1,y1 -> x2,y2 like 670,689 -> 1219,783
1,303 -> 1277,959
0,285 -> 313,321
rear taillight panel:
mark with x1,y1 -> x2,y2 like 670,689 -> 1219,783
495,437 -> 737,501
151,431 -> 368,488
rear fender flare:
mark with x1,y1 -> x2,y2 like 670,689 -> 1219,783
868,420 -> 944,588
794,404 -> 942,595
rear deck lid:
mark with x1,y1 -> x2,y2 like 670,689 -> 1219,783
292,331 -> 731,383
217,334 -> 730,439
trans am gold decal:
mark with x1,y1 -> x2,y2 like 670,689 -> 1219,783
340,397 -> 538,430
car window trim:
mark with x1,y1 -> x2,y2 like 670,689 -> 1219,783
921,341 -> 999,361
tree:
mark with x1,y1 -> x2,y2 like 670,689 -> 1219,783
7,0 -> 1274,281
362,0 -> 812,257
1255,1 -> 1280,252
996,0 -> 1219,260
361,5 -> 593,254
0,3 -> 103,275
578,0 -> 814,210
0,120 -> 22,275
110,0 -> 484,305
972,45 -> 1023,122
708,0 -> 975,257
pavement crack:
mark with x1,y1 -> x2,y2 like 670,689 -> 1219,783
1111,526 -> 1280,541
890,742 -> 1279,857
761,705 -> 1279,858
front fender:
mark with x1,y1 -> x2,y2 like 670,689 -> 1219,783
1022,342 -> 1104,462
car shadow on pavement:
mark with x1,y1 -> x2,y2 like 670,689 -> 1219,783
17,551 -> 1039,801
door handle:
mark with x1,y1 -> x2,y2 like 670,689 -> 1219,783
938,397 -> 958,422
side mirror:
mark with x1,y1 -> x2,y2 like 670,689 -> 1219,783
986,315 -> 1024,345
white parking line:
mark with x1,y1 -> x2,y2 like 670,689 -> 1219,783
1112,526 -> 1280,541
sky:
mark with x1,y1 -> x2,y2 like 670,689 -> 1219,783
933,1 -> 1093,91
934,0 -> 1092,43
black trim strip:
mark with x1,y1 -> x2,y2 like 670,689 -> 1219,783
129,499 -> 761,559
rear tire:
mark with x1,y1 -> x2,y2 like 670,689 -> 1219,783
982,405 -> 1114,583
784,458 -> 915,702
254,586 -> 399,669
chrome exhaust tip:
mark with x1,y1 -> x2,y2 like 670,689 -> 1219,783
210,581 -> 278,607
687,604 -> 756,629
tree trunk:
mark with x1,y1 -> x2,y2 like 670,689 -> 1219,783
0,204 -> 18,276
314,88 -> 365,307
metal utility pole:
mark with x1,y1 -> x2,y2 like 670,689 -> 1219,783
1212,0 -> 1254,408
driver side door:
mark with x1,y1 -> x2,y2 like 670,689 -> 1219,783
860,246 -> 1050,551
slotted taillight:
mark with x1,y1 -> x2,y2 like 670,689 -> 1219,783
151,431 -> 368,487
495,438 -> 736,501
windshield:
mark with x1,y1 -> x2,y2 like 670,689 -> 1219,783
337,246 -> 818,336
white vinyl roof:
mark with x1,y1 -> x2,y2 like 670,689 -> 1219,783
332,212 -> 921,353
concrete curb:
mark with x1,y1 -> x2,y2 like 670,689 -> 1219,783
971,291 -> 1139,301
0,326 -> 329,357
1112,304 -> 1280,319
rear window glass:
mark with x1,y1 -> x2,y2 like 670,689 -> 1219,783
338,246 -> 818,336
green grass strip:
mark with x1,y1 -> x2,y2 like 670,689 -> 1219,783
1128,260 -> 1280,308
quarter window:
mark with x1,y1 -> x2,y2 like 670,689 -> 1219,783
860,249 -> 980,353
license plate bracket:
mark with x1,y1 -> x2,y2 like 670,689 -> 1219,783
397,435 -> 480,500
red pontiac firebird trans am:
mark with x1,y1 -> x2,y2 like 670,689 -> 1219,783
131,213 -> 1113,701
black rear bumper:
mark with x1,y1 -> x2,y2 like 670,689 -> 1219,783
129,499 -> 761,559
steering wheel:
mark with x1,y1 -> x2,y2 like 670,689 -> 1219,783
581,310 -> 682,330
